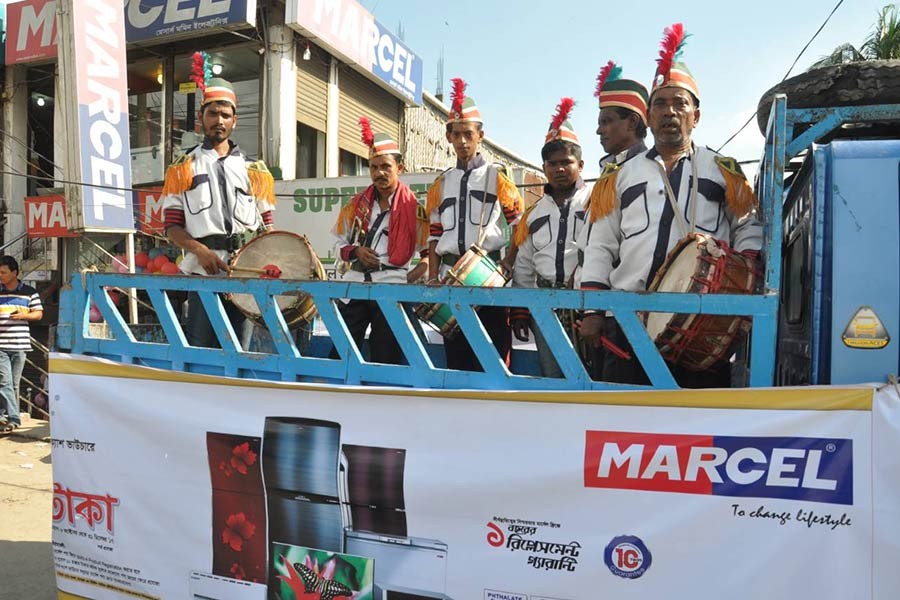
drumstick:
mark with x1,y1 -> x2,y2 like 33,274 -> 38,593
230,264 -> 283,278
600,335 -> 632,360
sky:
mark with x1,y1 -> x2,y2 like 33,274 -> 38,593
360,0 -> 890,177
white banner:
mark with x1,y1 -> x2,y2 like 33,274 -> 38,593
49,355 -> 900,600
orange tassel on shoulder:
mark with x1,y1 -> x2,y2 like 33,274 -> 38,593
416,203 -> 429,248
335,195 -> 359,235
425,176 -> 443,216
715,156 -> 758,218
589,163 -> 620,223
497,170 -> 524,215
512,203 -> 538,248
161,155 -> 193,196
247,161 -> 276,205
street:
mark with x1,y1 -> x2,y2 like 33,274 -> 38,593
0,417 -> 56,600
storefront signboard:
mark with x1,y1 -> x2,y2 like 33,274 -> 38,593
24,194 -> 78,237
286,0 -> 423,105
5,0 -> 257,64
58,0 -> 135,232
124,0 -> 256,44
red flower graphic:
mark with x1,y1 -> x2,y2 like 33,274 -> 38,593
218,460 -> 233,478
230,442 -> 258,475
222,512 -> 256,552
230,562 -> 246,580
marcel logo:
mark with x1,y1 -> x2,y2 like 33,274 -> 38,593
584,431 -> 853,505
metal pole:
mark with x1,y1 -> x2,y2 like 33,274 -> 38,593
125,233 -> 138,324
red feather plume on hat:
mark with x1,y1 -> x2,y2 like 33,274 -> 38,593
656,23 -> 686,78
358,116 -> 374,149
594,61 -> 617,99
190,51 -> 206,92
450,77 -> 466,116
550,98 -> 575,132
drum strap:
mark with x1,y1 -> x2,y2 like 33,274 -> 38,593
656,152 -> 699,239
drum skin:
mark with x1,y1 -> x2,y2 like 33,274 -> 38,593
646,234 -> 757,371
414,245 -> 510,339
228,231 -> 325,328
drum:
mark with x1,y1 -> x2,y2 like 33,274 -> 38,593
645,234 -> 757,371
414,245 -> 510,339
228,231 -> 325,328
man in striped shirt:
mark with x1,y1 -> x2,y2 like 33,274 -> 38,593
0,256 -> 43,433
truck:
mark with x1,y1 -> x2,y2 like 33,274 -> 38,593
49,75 -> 900,599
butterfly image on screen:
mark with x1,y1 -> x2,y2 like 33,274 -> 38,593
277,554 -> 354,600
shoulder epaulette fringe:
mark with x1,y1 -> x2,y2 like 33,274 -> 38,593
335,193 -> 362,235
589,162 -> 620,222
512,202 -> 538,248
715,156 -> 758,218
416,203 -> 429,247
425,176 -> 443,216
247,160 -> 276,205
161,154 -> 193,196
497,169 -> 524,214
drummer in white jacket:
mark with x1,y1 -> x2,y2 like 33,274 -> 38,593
162,77 -> 276,348
510,99 -> 589,378
579,26 -> 763,387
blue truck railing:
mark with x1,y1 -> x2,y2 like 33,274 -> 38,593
54,95 -> 900,390
57,273 -> 778,389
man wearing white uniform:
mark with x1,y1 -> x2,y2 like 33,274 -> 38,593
425,78 -> 524,371
580,25 -> 763,387
510,99 -> 589,378
331,119 -> 428,365
573,61 -> 649,377
162,77 -> 276,348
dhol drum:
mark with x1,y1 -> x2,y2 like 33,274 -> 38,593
645,234 -> 758,371
228,231 -> 325,328
414,245 -> 510,339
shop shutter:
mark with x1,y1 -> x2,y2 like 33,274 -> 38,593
297,56 -> 328,132
338,68 -> 402,158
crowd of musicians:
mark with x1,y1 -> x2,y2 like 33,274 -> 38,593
160,24 -> 762,388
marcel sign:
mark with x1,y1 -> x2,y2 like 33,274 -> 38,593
59,0 -> 134,232
25,195 -> 78,238
123,0 -> 256,43
5,0 -> 57,64
5,0 -> 256,64
287,0 -> 423,105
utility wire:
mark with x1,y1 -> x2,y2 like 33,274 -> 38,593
716,0 -> 845,153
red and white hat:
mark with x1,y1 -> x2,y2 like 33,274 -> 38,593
650,23 -> 700,102
447,77 -> 483,124
544,98 -> 580,146
595,61 -> 649,125
359,117 -> 400,158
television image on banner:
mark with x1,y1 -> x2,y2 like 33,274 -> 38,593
271,542 -> 374,600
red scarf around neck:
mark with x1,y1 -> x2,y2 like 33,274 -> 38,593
354,182 -> 419,266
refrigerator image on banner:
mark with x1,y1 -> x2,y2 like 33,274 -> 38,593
342,445 -> 450,599
262,417 -> 349,599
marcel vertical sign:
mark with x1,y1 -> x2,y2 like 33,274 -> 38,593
58,0 -> 135,232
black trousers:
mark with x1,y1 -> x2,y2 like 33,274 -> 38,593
601,320 -> 732,388
185,291 -> 246,349
444,306 -> 511,371
335,299 -> 405,365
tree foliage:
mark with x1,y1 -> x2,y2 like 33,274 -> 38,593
810,4 -> 900,69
